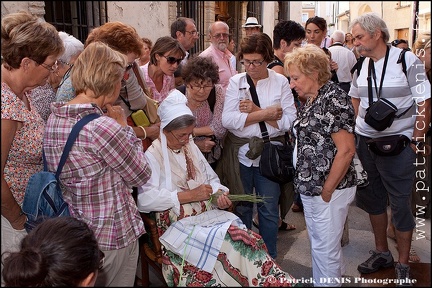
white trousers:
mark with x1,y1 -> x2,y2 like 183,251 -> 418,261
1,215 -> 27,287
301,186 -> 356,287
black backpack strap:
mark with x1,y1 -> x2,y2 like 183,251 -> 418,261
55,113 -> 100,179
207,87 -> 216,113
396,49 -> 408,77
351,56 -> 366,76
267,59 -> 283,70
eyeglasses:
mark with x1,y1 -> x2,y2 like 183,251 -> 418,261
240,59 -> 264,67
170,131 -> 195,143
126,63 -> 134,71
189,84 -> 214,91
185,30 -> 200,36
211,33 -> 230,39
162,55 -> 183,65
57,59 -> 73,67
31,59 -> 57,72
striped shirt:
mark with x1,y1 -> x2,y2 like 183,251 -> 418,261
349,46 -> 431,139
44,103 -> 151,250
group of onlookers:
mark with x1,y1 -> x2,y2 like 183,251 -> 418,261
1,10 -> 430,288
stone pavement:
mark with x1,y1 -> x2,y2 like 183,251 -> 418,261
274,203 -> 431,287
147,202 -> 431,287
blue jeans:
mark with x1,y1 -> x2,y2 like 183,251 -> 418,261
236,163 -> 280,258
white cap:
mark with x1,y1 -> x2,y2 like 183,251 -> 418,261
242,17 -> 262,28
157,89 -> 194,192
158,89 -> 193,129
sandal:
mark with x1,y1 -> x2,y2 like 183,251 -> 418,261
291,203 -> 303,213
409,247 -> 420,263
279,221 -> 296,231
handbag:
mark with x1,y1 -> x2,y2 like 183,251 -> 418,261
364,98 -> 398,131
364,55 -> 412,131
365,134 -> 410,156
260,135 -> 295,184
132,63 -> 160,124
246,74 -> 294,184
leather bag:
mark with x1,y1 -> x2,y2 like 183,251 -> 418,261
259,137 -> 295,184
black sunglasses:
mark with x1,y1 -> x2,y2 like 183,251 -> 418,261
125,63 -> 134,71
162,55 -> 183,65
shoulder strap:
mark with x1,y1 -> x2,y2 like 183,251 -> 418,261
352,50 -> 408,78
351,56 -> 366,76
246,74 -> 269,141
208,87 -> 216,113
267,59 -> 283,70
367,58 -> 374,106
396,49 -> 408,77
55,113 -> 100,179
132,62 -> 152,97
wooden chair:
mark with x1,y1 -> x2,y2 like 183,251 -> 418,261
139,212 -> 167,286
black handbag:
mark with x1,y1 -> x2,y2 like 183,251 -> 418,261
259,135 -> 294,184
246,74 -> 294,184
364,98 -> 398,131
364,55 -> 412,131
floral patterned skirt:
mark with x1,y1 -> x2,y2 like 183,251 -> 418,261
155,202 -> 297,287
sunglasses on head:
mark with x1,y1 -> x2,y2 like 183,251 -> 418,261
163,55 -> 183,65
391,39 -> 408,46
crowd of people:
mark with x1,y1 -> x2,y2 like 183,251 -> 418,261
1,9 -> 430,288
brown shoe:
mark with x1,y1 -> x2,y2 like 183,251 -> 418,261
292,203 -> 303,212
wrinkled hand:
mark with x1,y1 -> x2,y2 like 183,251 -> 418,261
195,138 -> 216,153
215,190 -> 232,209
266,105 -> 283,121
239,99 -> 257,113
193,184 -> 213,202
105,104 -> 127,127
146,123 -> 160,140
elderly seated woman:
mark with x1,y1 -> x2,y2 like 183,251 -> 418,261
137,90 -> 296,287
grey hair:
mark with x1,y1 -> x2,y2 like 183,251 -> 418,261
331,30 -> 346,44
58,31 -> 84,63
207,21 -> 229,36
349,13 -> 389,44
163,114 -> 196,132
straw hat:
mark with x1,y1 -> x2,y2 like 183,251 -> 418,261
242,17 -> 262,28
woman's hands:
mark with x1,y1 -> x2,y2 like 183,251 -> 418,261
105,104 -> 128,127
193,184 -> 214,202
194,137 -> 216,153
214,190 -> 232,210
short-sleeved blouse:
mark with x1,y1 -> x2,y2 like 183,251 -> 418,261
1,82 -> 45,205
293,81 -> 356,196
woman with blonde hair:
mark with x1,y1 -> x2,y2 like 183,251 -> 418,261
44,41 -> 151,286
284,44 -> 356,286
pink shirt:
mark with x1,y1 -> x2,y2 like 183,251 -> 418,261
141,63 -> 175,103
200,45 -> 237,91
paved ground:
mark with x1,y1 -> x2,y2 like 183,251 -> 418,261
274,203 -> 431,287
147,202 -> 431,287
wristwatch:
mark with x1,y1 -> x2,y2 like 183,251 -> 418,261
411,140 -> 426,149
